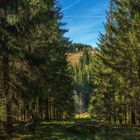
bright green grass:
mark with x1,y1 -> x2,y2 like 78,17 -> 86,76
1,120 -> 140,140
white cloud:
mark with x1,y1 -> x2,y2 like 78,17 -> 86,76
62,0 -> 81,11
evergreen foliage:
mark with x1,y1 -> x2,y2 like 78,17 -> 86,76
1,0 -> 140,135
68,43 -> 93,53
0,0 -> 74,133
89,0 -> 140,125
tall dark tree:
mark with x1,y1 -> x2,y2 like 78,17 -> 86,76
0,0 -> 75,133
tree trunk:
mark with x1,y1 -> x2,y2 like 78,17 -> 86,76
45,99 -> 49,121
138,60 -> 140,80
1,36 -> 13,133
6,101 -> 13,133
131,108 -> 136,124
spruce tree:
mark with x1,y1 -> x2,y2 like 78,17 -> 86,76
89,0 -> 140,125
0,0 -> 75,133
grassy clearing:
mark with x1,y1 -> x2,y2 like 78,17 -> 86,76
0,120 -> 140,140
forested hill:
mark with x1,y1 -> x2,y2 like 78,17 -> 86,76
68,52 -> 83,65
67,46 -> 95,113
68,43 -> 93,53
68,43 -> 94,65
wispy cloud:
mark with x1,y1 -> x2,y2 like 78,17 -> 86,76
60,0 -> 109,46
62,0 -> 81,11
64,16 -> 106,47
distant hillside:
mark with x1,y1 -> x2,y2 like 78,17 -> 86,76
68,52 -> 83,65
67,43 -> 95,65
68,51 -> 95,65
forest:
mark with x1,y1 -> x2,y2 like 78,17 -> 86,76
0,0 -> 140,139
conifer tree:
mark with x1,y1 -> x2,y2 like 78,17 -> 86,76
89,0 -> 140,125
0,0 -> 75,133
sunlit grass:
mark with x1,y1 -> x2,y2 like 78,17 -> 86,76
74,113 -> 91,119
42,120 -> 74,125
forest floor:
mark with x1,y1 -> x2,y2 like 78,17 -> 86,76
0,119 -> 140,140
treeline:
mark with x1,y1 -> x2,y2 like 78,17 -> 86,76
0,0 -> 74,133
68,43 -> 93,53
89,0 -> 140,125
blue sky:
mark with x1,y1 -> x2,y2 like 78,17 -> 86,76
59,0 -> 109,47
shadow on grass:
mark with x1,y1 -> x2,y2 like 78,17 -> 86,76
1,120 -> 140,140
